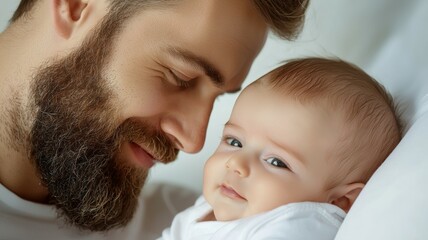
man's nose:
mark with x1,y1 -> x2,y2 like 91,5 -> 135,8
225,154 -> 250,177
160,95 -> 214,153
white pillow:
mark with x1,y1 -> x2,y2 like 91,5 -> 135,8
335,1 -> 428,239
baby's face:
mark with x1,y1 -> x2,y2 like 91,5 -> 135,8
203,83 -> 344,221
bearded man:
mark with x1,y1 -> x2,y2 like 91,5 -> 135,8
0,0 -> 308,238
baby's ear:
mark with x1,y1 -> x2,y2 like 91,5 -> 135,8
328,183 -> 364,213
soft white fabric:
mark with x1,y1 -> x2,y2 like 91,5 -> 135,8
159,196 -> 345,240
0,182 -> 197,240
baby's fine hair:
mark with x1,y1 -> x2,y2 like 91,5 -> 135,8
258,57 -> 402,186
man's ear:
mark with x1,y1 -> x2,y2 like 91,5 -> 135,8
51,0 -> 89,39
328,182 -> 364,213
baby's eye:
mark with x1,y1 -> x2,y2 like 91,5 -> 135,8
225,137 -> 242,148
265,157 -> 288,169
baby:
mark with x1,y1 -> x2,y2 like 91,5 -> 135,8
159,57 -> 402,240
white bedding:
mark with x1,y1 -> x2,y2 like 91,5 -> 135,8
335,1 -> 428,239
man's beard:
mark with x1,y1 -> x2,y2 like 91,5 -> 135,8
24,15 -> 178,232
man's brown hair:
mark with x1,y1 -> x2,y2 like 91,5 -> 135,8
10,0 -> 309,40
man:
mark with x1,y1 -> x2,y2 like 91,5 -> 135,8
0,0 -> 308,238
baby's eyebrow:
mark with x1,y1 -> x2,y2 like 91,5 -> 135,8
224,121 -> 243,130
225,121 -> 306,167
270,139 -> 307,168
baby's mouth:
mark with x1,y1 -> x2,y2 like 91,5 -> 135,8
220,184 -> 246,201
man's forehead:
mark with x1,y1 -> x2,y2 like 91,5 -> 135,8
159,0 -> 268,52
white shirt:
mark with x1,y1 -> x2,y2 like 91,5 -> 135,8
0,181 -> 201,240
159,196 -> 346,240
0,183 -> 148,240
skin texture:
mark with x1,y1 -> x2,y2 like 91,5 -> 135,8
0,0 -> 267,231
203,81 -> 361,221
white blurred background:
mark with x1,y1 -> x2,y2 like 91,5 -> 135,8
0,0 -> 412,193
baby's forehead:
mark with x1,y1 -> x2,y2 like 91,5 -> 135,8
238,81 -> 350,140
255,81 -> 354,136
245,80 -> 345,113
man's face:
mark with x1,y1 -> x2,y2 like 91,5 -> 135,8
203,82 -> 344,221
106,0 -> 268,153
26,0 -> 267,231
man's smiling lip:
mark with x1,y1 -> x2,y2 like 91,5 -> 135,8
129,142 -> 157,168
220,184 -> 246,201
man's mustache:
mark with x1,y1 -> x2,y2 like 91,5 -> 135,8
117,119 -> 179,164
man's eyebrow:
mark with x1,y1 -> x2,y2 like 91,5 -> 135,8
166,47 -> 224,88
